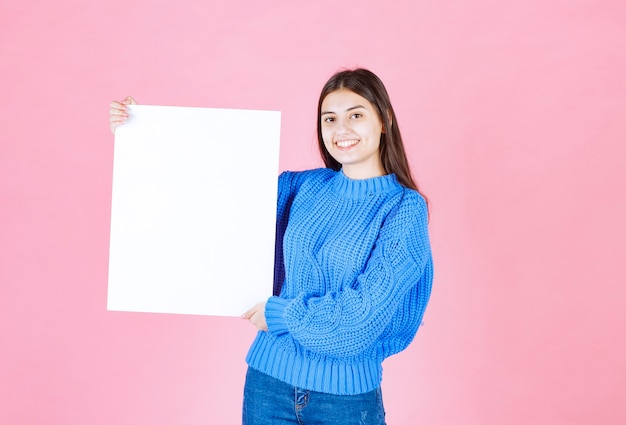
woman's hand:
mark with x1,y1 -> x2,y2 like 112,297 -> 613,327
109,96 -> 137,134
242,301 -> 268,331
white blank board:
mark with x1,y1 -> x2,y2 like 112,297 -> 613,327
108,105 -> 281,317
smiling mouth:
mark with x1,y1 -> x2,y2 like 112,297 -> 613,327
335,139 -> 359,148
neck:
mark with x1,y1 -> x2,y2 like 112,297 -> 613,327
341,163 -> 386,180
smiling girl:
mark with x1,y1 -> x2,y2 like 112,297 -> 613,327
241,69 -> 433,425
110,68 -> 433,425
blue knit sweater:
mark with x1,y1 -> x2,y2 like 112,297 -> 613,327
246,168 -> 433,395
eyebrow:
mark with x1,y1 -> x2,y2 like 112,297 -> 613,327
321,105 -> 367,115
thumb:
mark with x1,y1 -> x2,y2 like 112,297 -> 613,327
123,96 -> 137,105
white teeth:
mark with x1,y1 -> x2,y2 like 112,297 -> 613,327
336,140 -> 359,148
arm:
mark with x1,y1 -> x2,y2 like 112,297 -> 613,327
266,192 -> 432,358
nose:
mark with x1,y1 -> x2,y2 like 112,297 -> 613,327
336,117 -> 350,134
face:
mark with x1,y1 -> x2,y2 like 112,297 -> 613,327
320,89 -> 385,180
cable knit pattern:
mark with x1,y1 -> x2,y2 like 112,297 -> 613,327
246,168 -> 433,395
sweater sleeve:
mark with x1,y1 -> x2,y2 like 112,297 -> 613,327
272,170 -> 327,295
265,191 -> 433,358
272,172 -> 296,296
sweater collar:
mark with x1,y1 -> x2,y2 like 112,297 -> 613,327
331,169 -> 402,199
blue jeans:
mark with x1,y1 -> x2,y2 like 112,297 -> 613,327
243,367 -> 386,425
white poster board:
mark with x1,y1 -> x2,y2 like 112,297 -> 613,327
108,105 -> 281,317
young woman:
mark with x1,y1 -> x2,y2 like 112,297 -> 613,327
110,68 -> 433,425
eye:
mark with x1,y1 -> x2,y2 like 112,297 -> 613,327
351,113 -> 362,119
323,116 -> 335,123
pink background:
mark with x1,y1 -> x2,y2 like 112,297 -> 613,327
1,1 -> 625,424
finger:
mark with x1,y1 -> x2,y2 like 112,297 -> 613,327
110,115 -> 129,133
110,108 -> 128,118
109,111 -> 128,122
110,96 -> 136,112
110,100 -> 127,109
110,105 -> 128,119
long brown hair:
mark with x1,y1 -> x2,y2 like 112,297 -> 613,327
317,68 -> 425,198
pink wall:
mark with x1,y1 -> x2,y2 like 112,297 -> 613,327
1,1 -> 625,423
